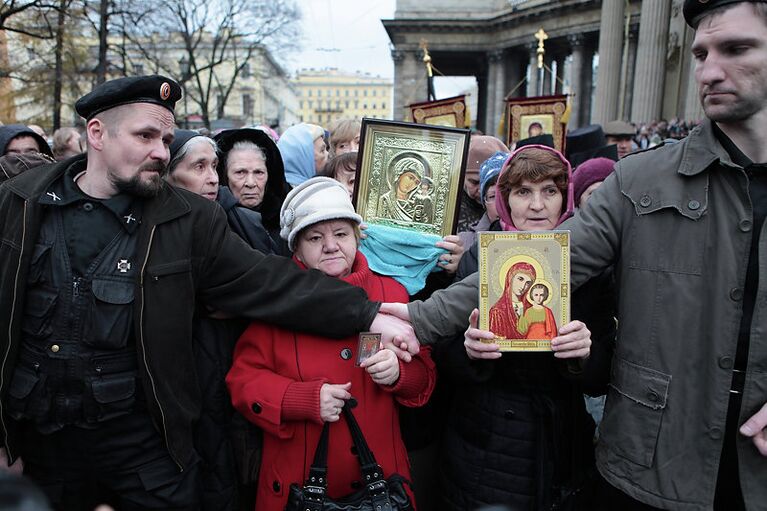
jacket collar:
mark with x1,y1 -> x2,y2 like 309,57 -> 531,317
5,154 -> 191,226
679,118 -> 740,176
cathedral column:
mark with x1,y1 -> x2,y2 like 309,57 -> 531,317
391,49 -> 407,121
568,34 -> 586,128
631,0 -> 672,122
526,43 -> 539,97
593,0 -> 624,124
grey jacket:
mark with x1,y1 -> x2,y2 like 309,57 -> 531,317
407,120 -> 767,509
567,119 -> 766,510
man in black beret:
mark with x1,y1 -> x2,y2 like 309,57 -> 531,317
564,1 -> 767,509
0,75 -> 418,509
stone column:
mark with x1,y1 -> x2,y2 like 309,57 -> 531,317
391,49 -> 406,121
621,28 -> 639,120
568,34 -> 586,128
504,50 -> 524,99
526,43 -> 539,97
542,53 -> 554,96
684,56 -> 704,121
554,54 -> 567,95
593,0 -> 624,124
490,50 -> 506,135
631,0 -> 672,123
582,44 -> 596,124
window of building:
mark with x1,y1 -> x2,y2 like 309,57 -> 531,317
318,89 -> 322,97
363,103 -> 367,109
372,89 -> 377,97
363,90 -> 368,97
241,62 -> 251,78
134,64 -> 144,75
355,90 -> 359,97
335,101 -> 340,109
336,89 -> 340,97
372,103 -> 376,109
345,90 -> 349,97
355,101 -> 359,108
345,100 -> 349,108
243,94 -> 253,117
382,102 -> 386,109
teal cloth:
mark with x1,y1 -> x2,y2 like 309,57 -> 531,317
359,223 -> 445,295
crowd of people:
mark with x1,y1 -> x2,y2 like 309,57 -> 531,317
0,1 -> 766,510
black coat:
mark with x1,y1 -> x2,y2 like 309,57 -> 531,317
0,157 -> 378,468
437,222 -> 602,511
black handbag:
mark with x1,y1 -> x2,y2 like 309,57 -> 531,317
285,399 -> 414,511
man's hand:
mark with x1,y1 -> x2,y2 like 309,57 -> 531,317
740,402 -> 767,456
378,302 -> 410,322
551,320 -> 592,359
0,447 -> 23,475
319,382 -> 351,423
361,348 -> 400,386
436,235 -> 465,274
465,309 -> 501,360
370,311 -> 419,362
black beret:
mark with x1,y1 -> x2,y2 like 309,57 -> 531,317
683,0 -> 767,26
75,75 -> 182,120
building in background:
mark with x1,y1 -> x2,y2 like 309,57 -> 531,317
385,0 -> 702,132
1,31 -> 299,133
294,68 -> 393,126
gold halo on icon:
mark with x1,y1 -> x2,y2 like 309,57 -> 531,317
498,255 -> 544,291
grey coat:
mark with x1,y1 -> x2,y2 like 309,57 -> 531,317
407,119 -> 767,509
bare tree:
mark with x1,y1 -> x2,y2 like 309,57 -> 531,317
0,0 -> 58,37
122,0 -> 300,129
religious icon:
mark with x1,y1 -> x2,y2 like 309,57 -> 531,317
478,230 -> 570,351
409,95 -> 470,128
354,119 -> 469,236
506,95 -> 568,152
356,332 -> 381,366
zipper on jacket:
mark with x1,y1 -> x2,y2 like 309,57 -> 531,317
138,225 -> 183,472
1,200 -> 28,462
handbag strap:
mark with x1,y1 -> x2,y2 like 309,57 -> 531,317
301,422 -> 330,510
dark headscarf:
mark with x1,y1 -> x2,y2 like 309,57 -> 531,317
214,128 -> 290,233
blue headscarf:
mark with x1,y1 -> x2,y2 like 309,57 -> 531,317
278,124 -> 318,186
479,150 -> 509,202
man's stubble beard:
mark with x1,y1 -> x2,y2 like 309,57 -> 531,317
110,163 -> 167,198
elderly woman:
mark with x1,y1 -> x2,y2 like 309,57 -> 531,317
215,128 -> 291,254
277,123 -> 328,187
167,129 -> 274,254
226,177 -> 436,511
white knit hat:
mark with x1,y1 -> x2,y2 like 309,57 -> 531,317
279,176 -> 363,250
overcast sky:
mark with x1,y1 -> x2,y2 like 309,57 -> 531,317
284,0 -> 477,105
285,0 -> 397,78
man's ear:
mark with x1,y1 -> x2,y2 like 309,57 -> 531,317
86,118 -> 106,152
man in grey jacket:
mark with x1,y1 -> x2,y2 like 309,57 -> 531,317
385,0 -> 767,508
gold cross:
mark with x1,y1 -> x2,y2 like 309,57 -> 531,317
534,28 -> 548,69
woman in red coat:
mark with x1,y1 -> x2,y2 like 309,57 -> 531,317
226,177 -> 436,511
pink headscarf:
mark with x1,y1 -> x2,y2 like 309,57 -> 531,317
494,144 -> 574,231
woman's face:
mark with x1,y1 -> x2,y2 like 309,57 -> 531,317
335,135 -> 360,155
166,141 -> 219,201
484,184 -> 498,222
336,167 -> 356,199
510,271 -> 533,298
397,171 -> 420,194
508,178 -> 563,231
314,137 -> 329,172
227,149 -> 268,208
294,220 -> 357,278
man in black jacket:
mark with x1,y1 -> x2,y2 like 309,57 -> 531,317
0,75 -> 417,510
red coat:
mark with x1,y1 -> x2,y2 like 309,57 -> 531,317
226,252 -> 436,511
